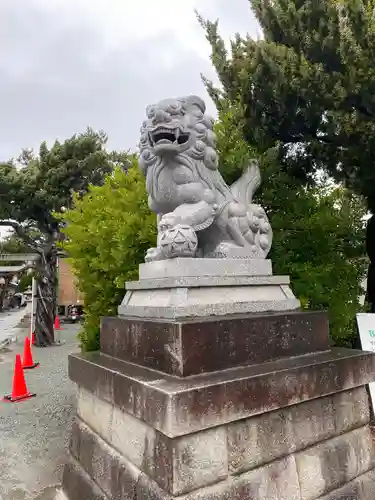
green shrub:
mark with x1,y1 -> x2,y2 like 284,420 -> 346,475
61,159 -> 156,350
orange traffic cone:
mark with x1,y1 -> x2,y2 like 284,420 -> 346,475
3,354 -> 36,402
22,337 -> 39,370
54,315 -> 61,330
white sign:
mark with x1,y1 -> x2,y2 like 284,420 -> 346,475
356,313 -> 375,412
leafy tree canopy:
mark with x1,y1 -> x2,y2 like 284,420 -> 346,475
0,128 -> 129,345
0,128 -> 120,243
0,233 -> 33,255
199,1 -> 375,208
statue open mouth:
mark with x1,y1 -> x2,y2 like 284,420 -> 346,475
149,127 -> 190,147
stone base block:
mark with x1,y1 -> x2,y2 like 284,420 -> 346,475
118,258 -> 300,319
138,258 -> 273,280
68,348 -> 375,437
101,311 -> 330,376
61,381 -> 375,500
59,461 -> 375,500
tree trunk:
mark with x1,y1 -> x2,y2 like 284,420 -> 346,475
34,246 -> 58,347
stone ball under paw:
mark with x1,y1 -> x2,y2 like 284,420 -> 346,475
159,224 -> 198,258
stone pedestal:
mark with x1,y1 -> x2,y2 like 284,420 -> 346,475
59,261 -> 375,500
118,258 -> 300,319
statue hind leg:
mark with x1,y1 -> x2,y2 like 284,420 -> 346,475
200,202 -> 272,259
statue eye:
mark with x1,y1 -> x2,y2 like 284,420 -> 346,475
147,106 -> 156,118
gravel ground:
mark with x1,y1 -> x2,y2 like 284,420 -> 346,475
0,324 -> 79,500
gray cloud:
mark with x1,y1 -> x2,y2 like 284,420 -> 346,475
0,1 -> 257,160
200,0 -> 259,36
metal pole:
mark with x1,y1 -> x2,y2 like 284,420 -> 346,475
30,277 -> 37,341
55,256 -> 60,344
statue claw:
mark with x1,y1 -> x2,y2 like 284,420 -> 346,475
145,247 -> 164,262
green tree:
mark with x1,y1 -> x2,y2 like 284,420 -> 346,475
0,233 -> 32,254
0,233 -> 33,267
198,2 -> 375,207
60,160 -> 156,351
0,128 -> 126,346
0,234 -> 34,310
215,101 -> 367,346
17,273 -> 33,293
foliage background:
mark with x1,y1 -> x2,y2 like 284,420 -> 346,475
61,157 -> 156,350
216,101 -> 367,346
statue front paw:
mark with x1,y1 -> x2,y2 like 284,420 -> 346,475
145,247 -> 164,262
158,213 -> 181,231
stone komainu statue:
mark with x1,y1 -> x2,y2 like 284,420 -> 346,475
139,95 -> 273,262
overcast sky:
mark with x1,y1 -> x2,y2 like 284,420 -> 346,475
0,0 -> 258,161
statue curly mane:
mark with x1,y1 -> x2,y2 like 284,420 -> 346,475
139,96 -> 233,204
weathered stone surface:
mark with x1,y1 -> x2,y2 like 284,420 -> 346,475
126,275 -> 290,290
76,389 -> 228,495
101,311 -> 330,376
135,474 -> 171,500
70,419 -> 140,499
62,459 -> 108,500
77,388 -> 157,475
55,489 -> 70,500
76,388 -> 113,442
183,455 -> 301,500
172,426 -> 228,495
228,387 -> 369,474
138,258 -> 273,280
296,426 -> 375,500
63,374 -> 375,500
119,284 -> 300,319
69,348 -> 375,437
111,404 -> 154,471
317,469 -> 375,499
359,468 -> 375,499
66,423 -> 301,500
334,388 -> 370,434
119,258 -> 302,320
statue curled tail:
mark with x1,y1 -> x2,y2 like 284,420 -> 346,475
199,160 -> 273,259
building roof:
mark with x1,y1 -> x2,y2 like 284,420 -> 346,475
0,265 -> 27,275
0,253 -> 39,262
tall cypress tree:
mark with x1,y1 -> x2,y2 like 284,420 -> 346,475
199,1 -> 375,207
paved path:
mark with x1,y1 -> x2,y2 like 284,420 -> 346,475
0,324 -> 79,500
0,304 -> 31,345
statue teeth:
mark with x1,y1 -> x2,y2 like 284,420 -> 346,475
154,127 -> 178,135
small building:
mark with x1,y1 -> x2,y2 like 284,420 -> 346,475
57,258 -> 84,318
